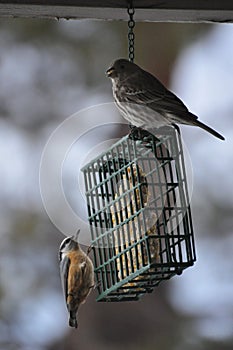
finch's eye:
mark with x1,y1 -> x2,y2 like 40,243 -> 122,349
120,64 -> 125,69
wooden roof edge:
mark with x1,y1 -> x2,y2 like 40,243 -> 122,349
0,3 -> 233,23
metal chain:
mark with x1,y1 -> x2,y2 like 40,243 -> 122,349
127,1 -> 135,62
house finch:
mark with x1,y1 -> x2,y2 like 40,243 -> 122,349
106,58 -> 225,140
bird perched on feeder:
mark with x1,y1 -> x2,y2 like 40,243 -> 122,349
106,58 -> 225,141
59,230 -> 94,328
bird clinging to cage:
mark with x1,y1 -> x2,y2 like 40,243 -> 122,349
110,163 -> 159,290
59,230 -> 94,328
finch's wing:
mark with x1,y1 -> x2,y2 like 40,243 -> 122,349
124,70 -> 198,121
60,255 -> 70,301
123,70 -> 167,103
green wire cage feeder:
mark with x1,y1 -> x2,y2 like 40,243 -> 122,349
82,126 -> 196,302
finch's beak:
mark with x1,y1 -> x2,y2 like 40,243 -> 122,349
106,67 -> 115,77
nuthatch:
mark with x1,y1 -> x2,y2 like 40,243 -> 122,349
59,229 -> 94,329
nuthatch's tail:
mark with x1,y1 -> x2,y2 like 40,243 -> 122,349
69,311 -> 78,328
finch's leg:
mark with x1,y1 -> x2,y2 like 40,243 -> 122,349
129,126 -> 150,140
172,123 -> 181,135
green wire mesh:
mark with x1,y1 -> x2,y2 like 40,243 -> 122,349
82,126 -> 196,302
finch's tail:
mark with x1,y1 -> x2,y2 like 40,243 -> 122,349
194,119 -> 225,141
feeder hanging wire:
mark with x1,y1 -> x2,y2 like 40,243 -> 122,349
127,0 -> 135,62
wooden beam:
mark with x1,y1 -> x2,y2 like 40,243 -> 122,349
0,1 -> 233,22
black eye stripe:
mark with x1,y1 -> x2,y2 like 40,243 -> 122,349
59,237 -> 72,251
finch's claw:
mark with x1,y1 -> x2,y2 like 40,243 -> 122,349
128,124 -> 135,130
129,126 -> 149,140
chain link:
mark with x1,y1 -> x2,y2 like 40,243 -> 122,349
127,1 -> 135,62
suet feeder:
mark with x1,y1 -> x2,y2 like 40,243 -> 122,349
82,127 -> 196,302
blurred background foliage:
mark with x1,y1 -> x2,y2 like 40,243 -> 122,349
0,16 -> 232,350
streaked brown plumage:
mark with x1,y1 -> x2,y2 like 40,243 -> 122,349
106,58 -> 225,141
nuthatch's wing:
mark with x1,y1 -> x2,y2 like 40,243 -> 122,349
60,255 -> 70,301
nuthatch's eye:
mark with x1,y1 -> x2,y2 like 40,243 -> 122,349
59,236 -> 72,255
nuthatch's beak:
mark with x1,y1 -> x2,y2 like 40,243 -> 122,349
72,229 -> 80,243
106,66 -> 115,77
